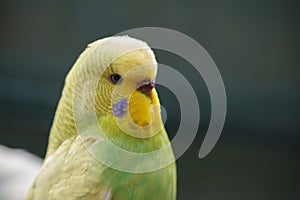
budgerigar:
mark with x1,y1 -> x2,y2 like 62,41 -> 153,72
26,36 -> 177,199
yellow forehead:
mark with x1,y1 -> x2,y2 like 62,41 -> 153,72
110,49 -> 157,76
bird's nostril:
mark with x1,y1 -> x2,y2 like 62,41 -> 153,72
137,82 -> 155,94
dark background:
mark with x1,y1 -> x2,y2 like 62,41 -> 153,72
1,0 -> 299,199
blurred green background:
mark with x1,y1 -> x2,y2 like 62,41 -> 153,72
0,0 -> 299,199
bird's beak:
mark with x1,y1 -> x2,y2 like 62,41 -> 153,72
127,80 -> 158,127
136,80 -> 155,96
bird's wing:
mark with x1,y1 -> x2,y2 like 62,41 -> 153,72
26,136 -> 111,200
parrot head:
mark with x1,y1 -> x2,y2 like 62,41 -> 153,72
45,36 -> 168,157
96,46 -> 159,125
71,36 -> 164,139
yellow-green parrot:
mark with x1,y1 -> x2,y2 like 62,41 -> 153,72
26,36 -> 177,199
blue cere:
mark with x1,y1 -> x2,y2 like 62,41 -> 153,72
112,98 -> 128,118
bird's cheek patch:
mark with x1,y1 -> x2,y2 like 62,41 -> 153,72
112,98 -> 127,118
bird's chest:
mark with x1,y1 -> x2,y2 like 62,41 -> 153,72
105,164 -> 176,200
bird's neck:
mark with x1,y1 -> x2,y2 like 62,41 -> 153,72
98,114 -> 170,153
45,69 -> 78,159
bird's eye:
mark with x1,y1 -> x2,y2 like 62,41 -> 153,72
109,73 -> 122,85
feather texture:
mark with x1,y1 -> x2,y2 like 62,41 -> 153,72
26,36 -> 176,200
